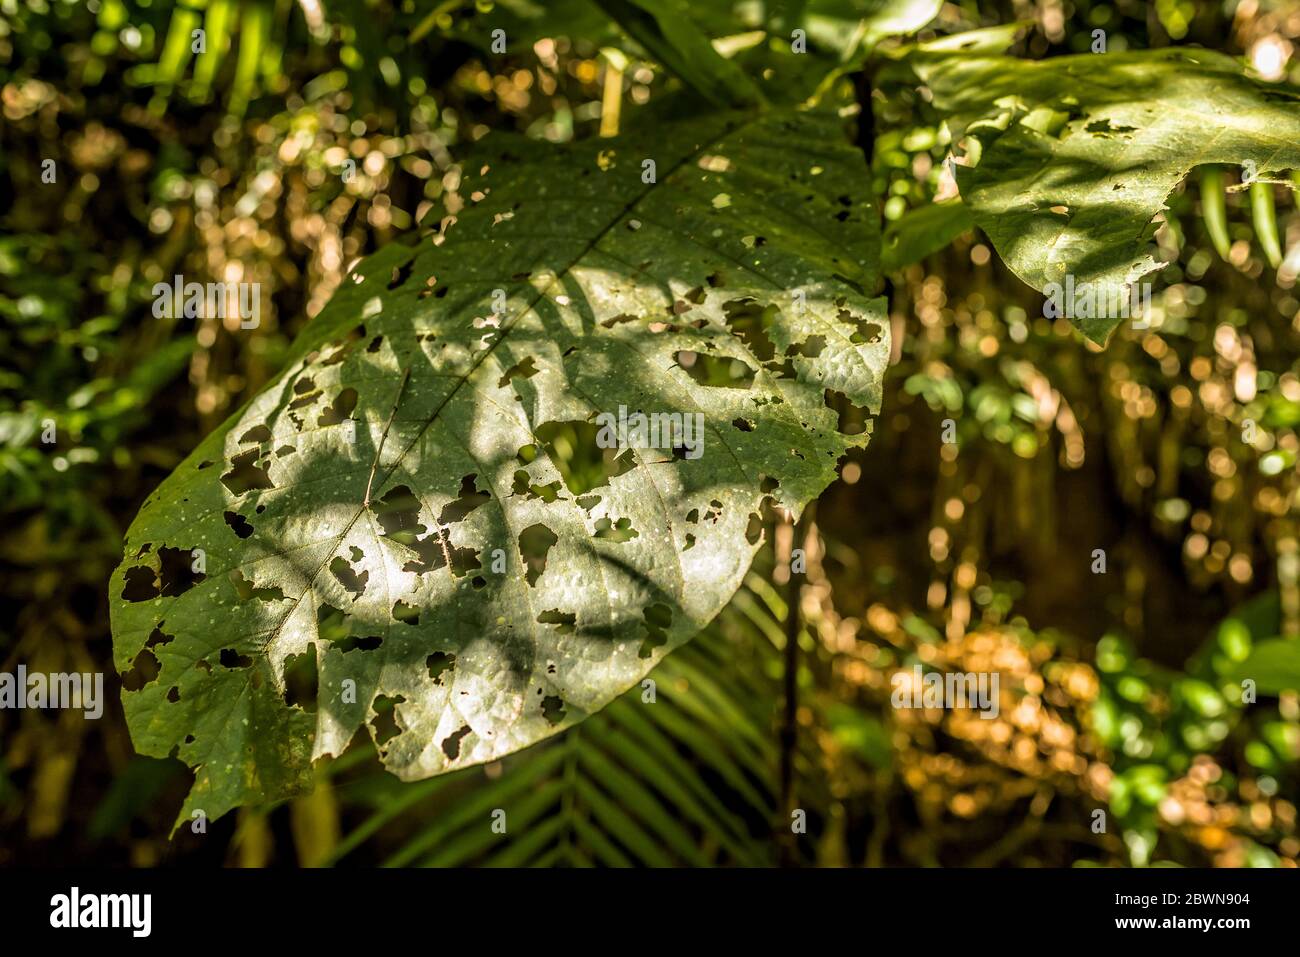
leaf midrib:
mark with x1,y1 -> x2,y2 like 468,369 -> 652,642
253,113 -> 766,662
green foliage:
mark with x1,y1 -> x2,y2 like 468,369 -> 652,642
1234,641 -> 1300,697
906,44 -> 1300,343
1093,593 -> 1298,866
881,198 -> 972,272
0,230 -> 193,535
594,0 -> 765,108
109,106 -> 888,827
25,0 -> 1298,855
805,0 -> 943,57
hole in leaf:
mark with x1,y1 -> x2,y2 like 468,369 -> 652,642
329,555 -> 369,600
318,346 -> 347,366
317,603 -> 352,642
392,600 -> 420,625
219,648 -> 253,669
537,608 -> 575,633
676,350 -> 756,389
639,602 -> 672,658
121,648 -> 161,692
541,695 -> 566,726
441,724 -> 472,759
373,485 -> 427,545
121,566 -> 160,602
438,474 -> 490,525
787,335 -> 826,358
846,315 -> 882,344
289,377 -> 322,409
230,569 -> 286,602
722,298 -> 780,362
145,623 -> 174,651
157,546 -> 205,596
535,421 -> 635,495
318,388 -> 358,427
372,485 -> 476,574
498,356 -> 539,388
404,533 -> 480,577
371,694 -> 405,746
336,635 -> 382,653
221,449 -> 274,495
1085,118 -> 1136,136
223,511 -> 254,539
519,524 -> 558,586
426,651 -> 455,685
388,261 -> 414,289
283,647 -> 318,712
825,389 -> 870,435
511,471 -> 564,502
593,516 -> 639,542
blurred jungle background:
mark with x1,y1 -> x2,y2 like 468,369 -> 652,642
3,0 -> 1300,868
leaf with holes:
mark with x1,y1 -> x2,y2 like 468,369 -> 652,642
908,45 -> 1300,343
109,107 -> 886,828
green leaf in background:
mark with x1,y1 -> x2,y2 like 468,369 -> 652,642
441,0 -> 629,51
143,0 -> 279,116
590,0 -> 941,109
882,198 -> 973,272
1231,639 -> 1300,696
109,108 -> 886,827
908,45 -> 1300,343
805,0 -> 943,62
594,0 -> 765,108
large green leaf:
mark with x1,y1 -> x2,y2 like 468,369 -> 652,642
908,45 -> 1300,343
109,108 -> 885,827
